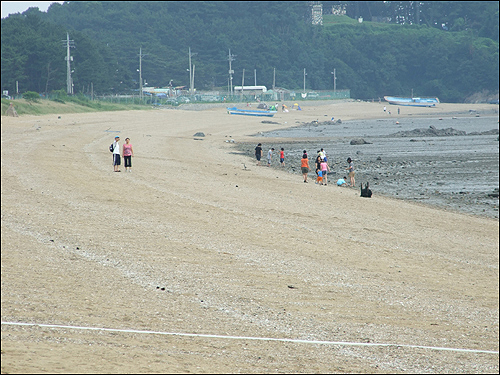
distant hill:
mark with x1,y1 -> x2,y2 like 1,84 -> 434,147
1,1 -> 498,102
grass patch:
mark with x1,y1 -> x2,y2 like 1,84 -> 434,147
323,15 -> 360,25
1,98 -> 151,116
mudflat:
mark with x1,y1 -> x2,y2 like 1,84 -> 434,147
1,102 -> 498,373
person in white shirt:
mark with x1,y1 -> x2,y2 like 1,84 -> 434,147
267,148 -> 274,167
112,136 -> 121,172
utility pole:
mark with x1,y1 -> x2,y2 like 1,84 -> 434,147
189,47 -> 192,95
138,48 -> 147,101
254,69 -> 257,86
188,47 -> 197,95
303,68 -> 306,93
139,48 -> 143,101
331,69 -> 336,92
273,68 -> 276,90
62,33 -> 75,95
241,68 -> 245,100
192,65 -> 195,96
228,49 -> 235,95
334,68 -> 336,92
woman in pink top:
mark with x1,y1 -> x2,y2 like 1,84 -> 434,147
122,138 -> 134,172
320,158 -> 330,185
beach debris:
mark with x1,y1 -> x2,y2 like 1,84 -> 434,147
287,285 -> 297,289
193,132 -> 205,137
261,120 -> 279,124
487,188 -> 499,198
350,138 -> 372,145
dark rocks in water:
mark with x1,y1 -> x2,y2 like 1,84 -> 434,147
468,129 -> 499,136
304,120 -> 338,127
390,126 -> 468,138
193,132 -> 205,137
350,138 -> 372,145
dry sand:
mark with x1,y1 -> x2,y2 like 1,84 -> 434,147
1,101 -> 498,373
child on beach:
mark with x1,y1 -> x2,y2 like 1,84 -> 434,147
346,157 -> 355,187
316,170 -> 323,185
267,148 -> 274,167
337,176 -> 348,186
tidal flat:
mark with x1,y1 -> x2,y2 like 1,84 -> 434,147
239,115 -> 499,219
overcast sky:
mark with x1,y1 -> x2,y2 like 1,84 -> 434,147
1,1 -> 64,19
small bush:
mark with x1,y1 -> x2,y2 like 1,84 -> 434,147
23,91 -> 41,103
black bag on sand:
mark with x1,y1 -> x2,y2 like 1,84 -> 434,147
361,182 -> 372,198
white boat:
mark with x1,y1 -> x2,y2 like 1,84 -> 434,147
384,96 -> 439,107
227,107 -> 277,117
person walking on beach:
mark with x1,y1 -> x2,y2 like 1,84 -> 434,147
315,153 -> 322,177
319,148 -> 326,160
112,136 -> 121,172
346,157 -> 355,187
255,143 -> 263,166
267,147 -> 274,167
320,157 -> 330,185
279,148 -> 285,167
301,153 -> 309,183
122,137 -> 134,172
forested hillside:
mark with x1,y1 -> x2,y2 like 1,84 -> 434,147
1,1 -> 498,102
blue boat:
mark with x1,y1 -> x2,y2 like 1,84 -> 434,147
384,96 -> 439,107
227,107 -> 277,117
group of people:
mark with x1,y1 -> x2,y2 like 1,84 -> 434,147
111,135 -> 134,172
254,143 -> 286,168
303,150 -> 355,187
256,144 -> 355,187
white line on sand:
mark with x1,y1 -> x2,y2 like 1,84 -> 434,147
2,321 -> 498,355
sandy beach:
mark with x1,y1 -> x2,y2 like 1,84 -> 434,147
1,101 -> 498,373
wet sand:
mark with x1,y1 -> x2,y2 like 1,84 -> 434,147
238,113 -> 499,219
1,101 -> 498,373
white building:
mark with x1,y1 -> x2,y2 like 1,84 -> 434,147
233,86 -> 268,94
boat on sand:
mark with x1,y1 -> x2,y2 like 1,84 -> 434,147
227,107 -> 277,117
384,96 -> 439,107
